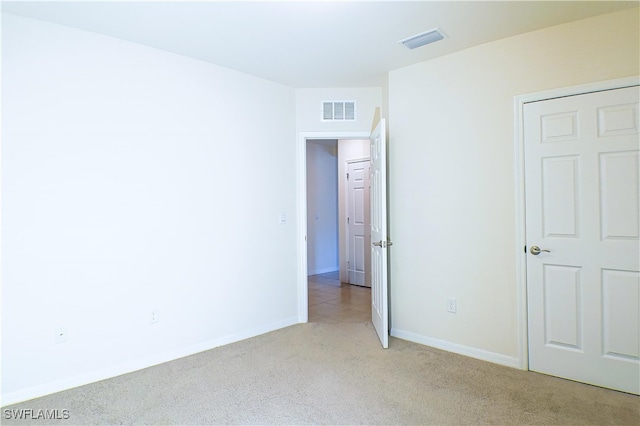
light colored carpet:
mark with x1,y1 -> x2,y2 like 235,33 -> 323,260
3,322 -> 639,425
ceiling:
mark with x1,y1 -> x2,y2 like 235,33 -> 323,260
2,1 -> 638,88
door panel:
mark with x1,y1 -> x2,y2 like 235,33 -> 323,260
542,156 -> 579,237
599,151 -> 639,239
525,85 -> 640,395
370,119 -> 388,348
602,269 -> 639,360
543,264 -> 582,350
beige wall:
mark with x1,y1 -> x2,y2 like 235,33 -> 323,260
388,8 -> 639,365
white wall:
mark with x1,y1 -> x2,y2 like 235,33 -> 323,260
306,140 -> 339,276
337,140 -> 371,285
1,14 -> 298,404
388,8 -> 639,366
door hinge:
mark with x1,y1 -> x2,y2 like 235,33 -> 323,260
347,217 -> 350,224
346,173 -> 349,180
524,245 -> 527,253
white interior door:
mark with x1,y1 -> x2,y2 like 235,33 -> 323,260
347,160 -> 371,287
524,85 -> 639,395
370,119 -> 389,348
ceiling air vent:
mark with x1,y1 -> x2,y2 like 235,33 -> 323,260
323,101 -> 356,121
399,28 -> 446,50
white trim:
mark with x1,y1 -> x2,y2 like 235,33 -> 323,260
514,76 -> 639,106
297,131 -> 370,324
513,76 -> 640,371
391,328 -> 520,369
346,157 -> 370,165
1,316 -> 298,406
513,93 -> 529,370
307,267 -> 339,276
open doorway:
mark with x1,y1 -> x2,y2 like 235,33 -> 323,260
304,137 -> 371,322
306,139 -> 339,278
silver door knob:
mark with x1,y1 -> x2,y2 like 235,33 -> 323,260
530,246 -> 551,255
372,240 -> 393,248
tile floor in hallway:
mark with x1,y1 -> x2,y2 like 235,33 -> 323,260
308,271 -> 371,323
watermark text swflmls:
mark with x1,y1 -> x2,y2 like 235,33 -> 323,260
4,409 -> 70,420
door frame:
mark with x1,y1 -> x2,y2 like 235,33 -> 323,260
297,131 -> 370,323
513,76 -> 639,370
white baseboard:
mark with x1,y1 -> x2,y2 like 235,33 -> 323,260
1,317 -> 299,406
307,267 -> 338,276
390,328 -> 521,369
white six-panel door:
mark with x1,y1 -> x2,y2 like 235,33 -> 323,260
347,160 -> 371,287
370,119 -> 389,349
524,85 -> 640,395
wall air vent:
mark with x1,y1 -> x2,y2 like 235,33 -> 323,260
399,28 -> 446,50
322,101 -> 356,121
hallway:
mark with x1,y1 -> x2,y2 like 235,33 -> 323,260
307,271 -> 371,323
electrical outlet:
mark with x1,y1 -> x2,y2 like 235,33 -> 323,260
150,309 -> 159,324
447,298 -> 457,313
54,327 -> 68,344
